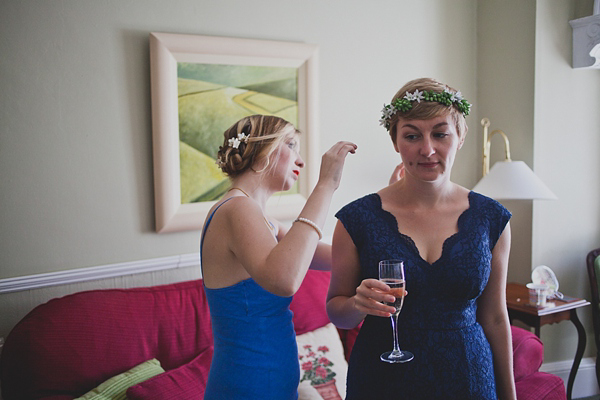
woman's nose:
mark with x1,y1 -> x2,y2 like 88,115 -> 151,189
420,138 -> 435,157
296,155 -> 305,168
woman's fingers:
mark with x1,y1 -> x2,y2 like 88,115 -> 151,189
354,279 -> 396,317
389,162 -> 405,185
318,141 -> 357,189
334,141 -> 358,155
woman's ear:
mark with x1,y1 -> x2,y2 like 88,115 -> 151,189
457,126 -> 468,150
391,127 -> 400,153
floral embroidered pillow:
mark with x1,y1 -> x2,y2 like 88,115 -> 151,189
296,322 -> 348,399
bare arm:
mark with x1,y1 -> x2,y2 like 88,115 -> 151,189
326,220 -> 396,329
229,141 -> 357,297
477,223 -> 516,400
275,221 -> 332,271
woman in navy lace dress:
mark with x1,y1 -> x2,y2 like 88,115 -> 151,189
326,78 -> 517,399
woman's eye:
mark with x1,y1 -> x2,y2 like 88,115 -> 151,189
287,141 -> 297,149
404,134 -> 419,141
434,132 -> 449,138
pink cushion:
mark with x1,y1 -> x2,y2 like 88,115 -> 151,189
126,346 -> 213,400
511,326 -> 544,381
515,371 -> 566,400
290,270 -> 332,335
337,323 -> 362,361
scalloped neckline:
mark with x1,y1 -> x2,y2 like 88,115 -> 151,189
373,191 -> 474,266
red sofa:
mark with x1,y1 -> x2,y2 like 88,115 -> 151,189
0,270 -> 564,399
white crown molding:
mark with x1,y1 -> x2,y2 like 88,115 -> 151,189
0,253 -> 200,294
569,11 -> 600,69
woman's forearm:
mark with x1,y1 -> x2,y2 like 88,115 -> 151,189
326,295 -> 366,330
481,315 -> 516,400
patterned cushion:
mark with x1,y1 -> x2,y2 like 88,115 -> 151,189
297,323 -> 348,399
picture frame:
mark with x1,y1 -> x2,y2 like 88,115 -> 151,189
149,32 -> 319,233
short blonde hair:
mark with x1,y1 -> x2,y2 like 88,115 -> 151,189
387,78 -> 468,143
217,115 -> 299,178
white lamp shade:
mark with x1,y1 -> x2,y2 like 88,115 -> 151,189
472,161 -> 557,200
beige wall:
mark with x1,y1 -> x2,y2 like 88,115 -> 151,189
1,0 -> 599,384
476,0 -> 537,285
0,0 -> 477,280
533,0 -> 600,362
475,0 -> 600,371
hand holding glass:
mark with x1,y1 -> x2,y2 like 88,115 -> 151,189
379,259 -> 414,363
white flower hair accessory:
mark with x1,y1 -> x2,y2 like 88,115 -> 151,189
379,87 -> 472,131
227,132 -> 249,149
217,131 -> 250,169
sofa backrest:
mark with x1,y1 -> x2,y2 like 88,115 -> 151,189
0,269 -> 341,399
1,279 -> 212,399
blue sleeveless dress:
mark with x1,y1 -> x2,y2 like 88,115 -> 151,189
200,198 -> 299,400
336,191 -> 511,400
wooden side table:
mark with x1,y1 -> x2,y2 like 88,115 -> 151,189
506,282 -> 590,400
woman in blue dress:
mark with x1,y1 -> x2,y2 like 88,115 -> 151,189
200,115 -> 356,399
326,78 -> 517,399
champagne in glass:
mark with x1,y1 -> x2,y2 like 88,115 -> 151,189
379,259 -> 414,363
380,278 -> 406,313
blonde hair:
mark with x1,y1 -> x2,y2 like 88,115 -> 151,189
217,115 -> 299,178
387,78 -> 468,143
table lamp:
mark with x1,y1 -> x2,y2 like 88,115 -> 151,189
472,118 -> 557,200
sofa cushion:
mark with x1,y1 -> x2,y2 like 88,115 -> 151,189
336,322 -> 362,361
75,359 -> 164,400
126,346 -> 213,400
290,270 -> 333,335
511,326 -> 544,381
514,371 -> 566,400
297,323 -> 348,399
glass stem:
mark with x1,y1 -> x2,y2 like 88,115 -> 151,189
390,312 -> 402,355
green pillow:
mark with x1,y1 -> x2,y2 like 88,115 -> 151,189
75,359 -> 165,400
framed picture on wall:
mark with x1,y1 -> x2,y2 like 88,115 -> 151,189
149,32 -> 319,233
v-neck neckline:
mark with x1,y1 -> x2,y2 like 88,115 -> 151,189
372,191 -> 474,266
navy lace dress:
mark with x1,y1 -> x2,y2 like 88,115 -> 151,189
336,191 -> 511,400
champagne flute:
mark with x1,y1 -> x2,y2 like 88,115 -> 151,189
379,259 -> 414,363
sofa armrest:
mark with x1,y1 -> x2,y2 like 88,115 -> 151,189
511,325 -> 544,382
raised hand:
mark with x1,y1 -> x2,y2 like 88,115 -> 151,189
317,141 -> 357,190
389,162 -> 405,185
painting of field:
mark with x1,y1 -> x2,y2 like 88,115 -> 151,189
177,62 -> 299,203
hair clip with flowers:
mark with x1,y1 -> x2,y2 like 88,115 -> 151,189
379,88 -> 472,130
228,132 -> 250,149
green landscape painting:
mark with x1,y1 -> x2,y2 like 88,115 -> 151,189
177,62 -> 299,204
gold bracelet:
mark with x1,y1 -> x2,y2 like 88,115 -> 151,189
294,217 -> 323,240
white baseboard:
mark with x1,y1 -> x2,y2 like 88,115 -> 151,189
541,357 -> 599,398
0,253 -> 200,294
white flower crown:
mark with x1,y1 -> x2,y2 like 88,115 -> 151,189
379,88 -> 472,131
